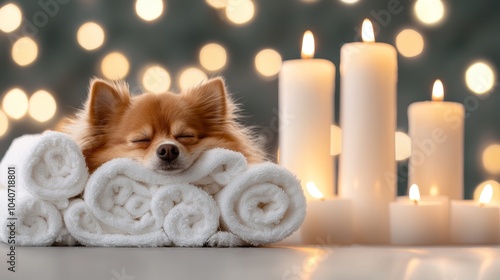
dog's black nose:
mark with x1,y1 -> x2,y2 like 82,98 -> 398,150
156,144 -> 179,162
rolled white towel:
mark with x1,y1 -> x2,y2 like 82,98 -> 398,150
0,190 -> 63,246
84,159 -> 158,235
171,148 -> 248,195
151,184 -> 220,246
0,131 -> 88,206
64,200 -> 169,247
217,163 -> 307,245
206,231 -> 247,247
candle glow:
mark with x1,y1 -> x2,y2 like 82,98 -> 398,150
432,79 -> 444,101
479,184 -> 493,206
361,19 -> 375,43
306,182 -> 324,200
409,184 -> 421,204
301,30 -> 315,59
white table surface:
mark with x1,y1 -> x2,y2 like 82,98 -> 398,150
1,244 -> 500,280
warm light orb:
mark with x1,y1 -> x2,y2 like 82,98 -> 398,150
306,182 -> 324,200
12,37 -> 38,66
28,90 -> 57,122
301,30 -> 315,59
432,79 -> 444,101
2,88 -> 28,119
409,184 -> 421,203
414,0 -> 445,25
199,43 -> 227,71
178,67 -> 208,91
361,19 -> 375,43
0,3 -> 22,33
77,22 -> 105,51
465,61 -> 496,95
0,110 -> 8,137
395,29 -> 424,58
395,131 -> 412,161
483,144 -> 500,174
101,52 -> 130,80
254,49 -> 282,78
340,0 -> 359,4
474,180 -> 500,204
225,0 -> 255,25
330,125 -> 342,156
206,0 -> 226,9
142,65 -> 171,94
135,0 -> 164,21
479,184 -> 493,205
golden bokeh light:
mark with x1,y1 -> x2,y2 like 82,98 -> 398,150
0,110 -> 8,137
330,125 -> 342,156
340,0 -> 359,4
142,65 -> 171,94
206,0 -> 226,9
0,3 -> 22,33
395,131 -> 412,161
135,0 -> 164,21
414,0 -> 445,25
2,88 -> 28,119
199,43 -> 228,72
474,180 -> 500,204
77,22 -> 105,51
306,182 -> 324,200
12,37 -> 38,66
28,90 -> 57,122
254,49 -> 282,78
101,52 -> 130,80
483,144 -> 500,174
178,67 -> 208,91
395,29 -> 424,58
225,0 -> 255,25
465,61 -> 496,95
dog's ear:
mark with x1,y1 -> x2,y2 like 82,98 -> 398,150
88,78 -> 130,127
187,78 -> 228,125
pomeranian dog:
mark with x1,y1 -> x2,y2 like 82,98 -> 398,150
62,77 -> 265,173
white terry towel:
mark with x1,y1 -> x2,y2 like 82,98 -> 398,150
64,200 -> 169,247
169,148 -> 248,195
216,162 -> 307,245
0,131 -> 88,207
0,189 -> 63,246
84,159 -> 159,235
151,184 -> 220,247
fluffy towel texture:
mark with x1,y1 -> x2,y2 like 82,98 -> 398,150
0,131 -> 88,207
206,231 -> 247,247
217,163 -> 307,245
151,184 -> 220,246
0,190 -> 63,246
64,200 -> 169,247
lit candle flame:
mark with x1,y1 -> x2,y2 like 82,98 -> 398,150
479,184 -> 493,206
432,79 -> 444,101
301,30 -> 315,59
361,19 -> 375,43
306,181 -> 324,200
409,184 -> 420,205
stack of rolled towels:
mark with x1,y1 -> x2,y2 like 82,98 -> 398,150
0,131 -> 306,247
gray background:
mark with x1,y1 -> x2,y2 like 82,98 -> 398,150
0,0 -> 499,198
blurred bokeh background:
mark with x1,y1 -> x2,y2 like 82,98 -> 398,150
0,0 -> 498,198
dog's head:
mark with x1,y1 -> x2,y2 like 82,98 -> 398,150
76,77 -> 243,173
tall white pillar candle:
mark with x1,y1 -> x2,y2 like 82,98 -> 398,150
338,19 -> 397,244
279,31 -> 335,198
408,80 -> 465,199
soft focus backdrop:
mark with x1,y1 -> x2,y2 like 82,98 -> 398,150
0,0 -> 499,198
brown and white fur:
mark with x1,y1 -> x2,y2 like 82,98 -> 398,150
62,77 -> 265,173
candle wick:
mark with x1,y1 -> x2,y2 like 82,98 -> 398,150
412,200 -> 418,206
